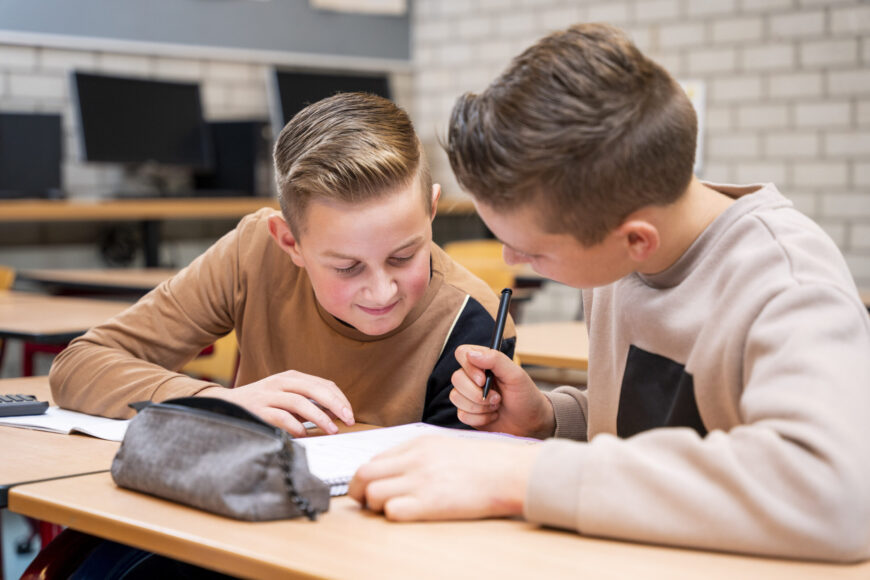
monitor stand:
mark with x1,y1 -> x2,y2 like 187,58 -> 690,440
115,162 -> 195,199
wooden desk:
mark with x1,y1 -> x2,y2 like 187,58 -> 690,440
9,473 -> 867,579
0,197 -> 475,223
0,376 -> 119,508
516,321 -> 589,370
860,289 -> 870,311
18,268 -> 177,295
0,197 -> 280,268
0,290 -> 131,344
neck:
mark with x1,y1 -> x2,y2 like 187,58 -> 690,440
639,177 -> 734,275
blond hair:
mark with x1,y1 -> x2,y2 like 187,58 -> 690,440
274,92 -> 432,235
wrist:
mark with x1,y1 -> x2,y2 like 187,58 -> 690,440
196,385 -> 228,399
489,442 -> 541,517
529,393 -> 557,439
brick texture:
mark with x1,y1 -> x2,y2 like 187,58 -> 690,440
414,0 -> 870,285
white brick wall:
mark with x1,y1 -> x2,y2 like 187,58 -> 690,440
413,0 -> 870,287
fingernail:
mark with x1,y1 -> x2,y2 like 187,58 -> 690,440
328,422 -> 339,434
468,350 -> 483,360
343,407 -> 354,424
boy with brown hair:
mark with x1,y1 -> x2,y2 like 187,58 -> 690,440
350,24 -> 870,562
50,92 -> 515,435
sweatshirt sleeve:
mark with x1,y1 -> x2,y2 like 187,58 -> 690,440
49,217 -> 247,419
525,283 -> 870,563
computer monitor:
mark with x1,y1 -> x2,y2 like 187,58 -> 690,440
0,112 -> 63,199
71,71 -> 211,168
269,68 -> 392,136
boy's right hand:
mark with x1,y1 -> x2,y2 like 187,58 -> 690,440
451,345 -> 555,439
197,370 -> 355,437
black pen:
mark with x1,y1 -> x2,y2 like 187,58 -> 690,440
482,288 -> 512,400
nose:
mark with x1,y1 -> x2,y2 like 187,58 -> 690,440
365,269 -> 398,305
503,245 -> 527,265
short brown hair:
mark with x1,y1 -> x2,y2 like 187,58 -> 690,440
274,92 -> 432,236
446,23 -> 697,246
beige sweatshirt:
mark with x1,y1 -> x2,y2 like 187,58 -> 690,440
526,183 -> 870,562
50,208 -> 515,428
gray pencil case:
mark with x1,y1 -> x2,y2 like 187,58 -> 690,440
111,396 -> 330,521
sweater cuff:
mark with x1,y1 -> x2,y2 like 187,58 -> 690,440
545,389 -> 588,441
524,439 -> 588,531
150,374 -> 219,402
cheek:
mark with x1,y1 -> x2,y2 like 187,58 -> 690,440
398,257 -> 431,298
308,269 -> 358,310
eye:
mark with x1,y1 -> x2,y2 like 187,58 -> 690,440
389,254 -> 414,266
335,263 -> 361,275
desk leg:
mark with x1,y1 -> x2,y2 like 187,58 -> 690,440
141,220 -> 161,268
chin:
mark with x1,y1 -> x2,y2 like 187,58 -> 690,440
357,318 -> 402,336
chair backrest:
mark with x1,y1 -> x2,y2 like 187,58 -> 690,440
0,265 -> 15,290
181,330 -> 239,387
443,239 -> 515,295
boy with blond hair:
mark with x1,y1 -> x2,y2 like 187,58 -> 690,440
350,24 -> 870,562
51,92 -> 515,434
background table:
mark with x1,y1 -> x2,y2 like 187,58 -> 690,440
17,268 -> 177,296
10,471 -> 868,579
0,197 -> 478,267
515,321 -> 589,370
0,290 -> 131,345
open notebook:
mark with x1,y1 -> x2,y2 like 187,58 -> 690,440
296,422 -> 537,496
0,406 -> 129,441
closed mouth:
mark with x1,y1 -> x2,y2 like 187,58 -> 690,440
357,301 -> 399,316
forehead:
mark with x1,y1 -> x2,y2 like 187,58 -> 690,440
301,185 -> 431,252
295,174 -> 428,232
473,200 -> 552,251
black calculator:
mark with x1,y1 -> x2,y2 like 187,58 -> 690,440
0,394 -> 49,417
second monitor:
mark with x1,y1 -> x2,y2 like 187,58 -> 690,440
269,68 -> 392,137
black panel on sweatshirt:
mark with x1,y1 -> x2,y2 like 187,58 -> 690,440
617,345 -> 707,438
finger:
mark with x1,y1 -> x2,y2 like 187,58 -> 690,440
349,448 -> 413,504
276,373 -> 355,426
364,475 -> 416,513
448,384 -> 499,415
462,346 -> 527,386
259,407 -> 309,438
382,495 -> 428,522
273,394 -> 340,435
450,366 -> 490,404
457,407 -> 500,428
453,345 -> 489,386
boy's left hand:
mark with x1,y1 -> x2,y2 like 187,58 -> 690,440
348,435 -> 540,521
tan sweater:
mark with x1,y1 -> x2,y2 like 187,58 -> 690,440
50,208 -> 515,428
526,183 -> 870,562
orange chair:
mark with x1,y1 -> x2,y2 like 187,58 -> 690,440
181,330 -> 240,387
443,239 -> 515,295
0,266 -> 14,368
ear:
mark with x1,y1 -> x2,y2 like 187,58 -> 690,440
616,219 -> 659,263
267,215 -> 306,268
429,183 -> 442,221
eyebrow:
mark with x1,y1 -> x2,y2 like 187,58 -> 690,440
322,236 -> 425,260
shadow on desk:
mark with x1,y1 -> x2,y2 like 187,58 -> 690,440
22,529 -> 233,580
